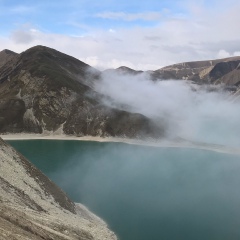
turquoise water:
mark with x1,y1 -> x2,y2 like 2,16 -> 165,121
8,140 -> 240,240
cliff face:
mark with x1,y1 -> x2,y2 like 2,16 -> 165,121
0,137 -> 117,240
0,46 -> 163,138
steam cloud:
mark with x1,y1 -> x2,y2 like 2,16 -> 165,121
94,71 -> 240,147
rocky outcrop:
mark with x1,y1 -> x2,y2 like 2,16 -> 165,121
0,137 -> 117,240
0,46 -> 163,138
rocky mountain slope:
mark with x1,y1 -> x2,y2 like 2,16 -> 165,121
103,56 -> 240,89
107,57 -> 240,86
151,56 -> 240,86
0,137 -> 117,240
0,46 -> 163,138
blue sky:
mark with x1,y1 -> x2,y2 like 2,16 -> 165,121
0,0 -> 240,70
1,0 -> 187,33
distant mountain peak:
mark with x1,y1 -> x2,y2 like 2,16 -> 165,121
0,49 -> 18,68
0,49 -> 18,55
104,66 -> 143,75
117,66 -> 134,71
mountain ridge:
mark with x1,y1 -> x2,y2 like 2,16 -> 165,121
0,45 -> 240,138
102,55 -> 240,86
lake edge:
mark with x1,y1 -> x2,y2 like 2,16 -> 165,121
2,133 -> 240,155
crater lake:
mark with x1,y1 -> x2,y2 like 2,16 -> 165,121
8,140 -> 240,240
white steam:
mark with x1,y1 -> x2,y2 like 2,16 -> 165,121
94,71 -> 240,147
